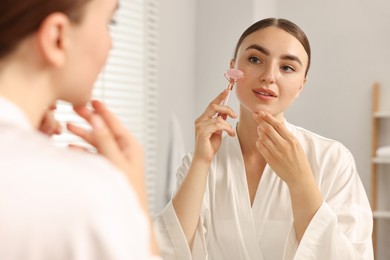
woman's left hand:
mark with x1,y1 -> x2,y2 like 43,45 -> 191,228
253,111 -> 313,187
254,111 -> 323,242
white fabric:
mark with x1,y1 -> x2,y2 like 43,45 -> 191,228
154,121 -> 373,260
0,97 -> 157,260
165,114 -> 186,201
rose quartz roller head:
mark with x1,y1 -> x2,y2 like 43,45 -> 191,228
219,68 -> 244,120
224,69 -> 244,88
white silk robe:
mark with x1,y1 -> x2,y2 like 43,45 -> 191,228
154,121 -> 374,260
0,97 -> 158,260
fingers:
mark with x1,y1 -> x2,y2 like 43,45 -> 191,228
73,105 -> 93,122
67,116 -> 121,161
68,144 -> 95,153
193,90 -> 238,140
91,100 -> 138,155
253,111 -> 300,166
196,117 -> 236,137
211,89 -> 230,106
197,90 -> 238,121
206,104 -> 237,120
253,112 -> 286,158
71,103 -> 127,163
91,100 -> 129,137
89,114 -> 125,165
39,109 -> 62,136
53,122 -> 62,135
72,100 -> 139,157
67,123 -> 94,145
254,111 -> 290,140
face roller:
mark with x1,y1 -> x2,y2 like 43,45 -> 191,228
218,68 -> 244,120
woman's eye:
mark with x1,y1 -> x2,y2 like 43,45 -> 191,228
249,56 -> 261,64
281,65 -> 295,72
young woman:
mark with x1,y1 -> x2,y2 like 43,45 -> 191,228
154,18 -> 373,259
0,0 -> 159,259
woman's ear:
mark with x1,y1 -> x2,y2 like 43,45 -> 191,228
296,76 -> 308,98
36,13 -> 70,67
230,59 -> 235,69
303,76 -> 308,85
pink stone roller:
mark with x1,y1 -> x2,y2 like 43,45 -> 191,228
218,68 -> 244,120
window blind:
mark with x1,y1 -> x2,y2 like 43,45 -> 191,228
52,0 -> 159,212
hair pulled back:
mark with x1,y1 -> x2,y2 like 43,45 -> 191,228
0,0 -> 92,59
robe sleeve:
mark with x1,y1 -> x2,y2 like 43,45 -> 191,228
283,147 -> 374,260
153,154 -> 208,260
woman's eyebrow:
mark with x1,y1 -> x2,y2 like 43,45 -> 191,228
245,44 -> 270,56
245,44 -> 303,66
281,54 -> 302,66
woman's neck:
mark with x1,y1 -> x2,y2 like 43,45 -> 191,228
236,108 -> 262,157
0,58 -> 55,129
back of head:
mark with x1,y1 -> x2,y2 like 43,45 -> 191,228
0,0 -> 92,60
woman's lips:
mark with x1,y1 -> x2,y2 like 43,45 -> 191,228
252,88 -> 277,100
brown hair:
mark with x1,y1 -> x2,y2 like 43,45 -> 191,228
233,18 -> 311,76
0,0 -> 92,59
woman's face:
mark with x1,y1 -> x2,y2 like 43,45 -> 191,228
58,0 -> 118,106
233,26 -> 308,119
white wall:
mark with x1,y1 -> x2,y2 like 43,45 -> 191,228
253,0 -> 277,20
155,0 -> 197,213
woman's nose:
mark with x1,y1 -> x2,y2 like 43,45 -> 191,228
259,64 -> 275,84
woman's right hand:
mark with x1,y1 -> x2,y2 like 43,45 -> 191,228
172,90 -> 237,248
193,89 -> 237,164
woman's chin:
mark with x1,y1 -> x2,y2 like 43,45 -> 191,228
60,95 -> 91,108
